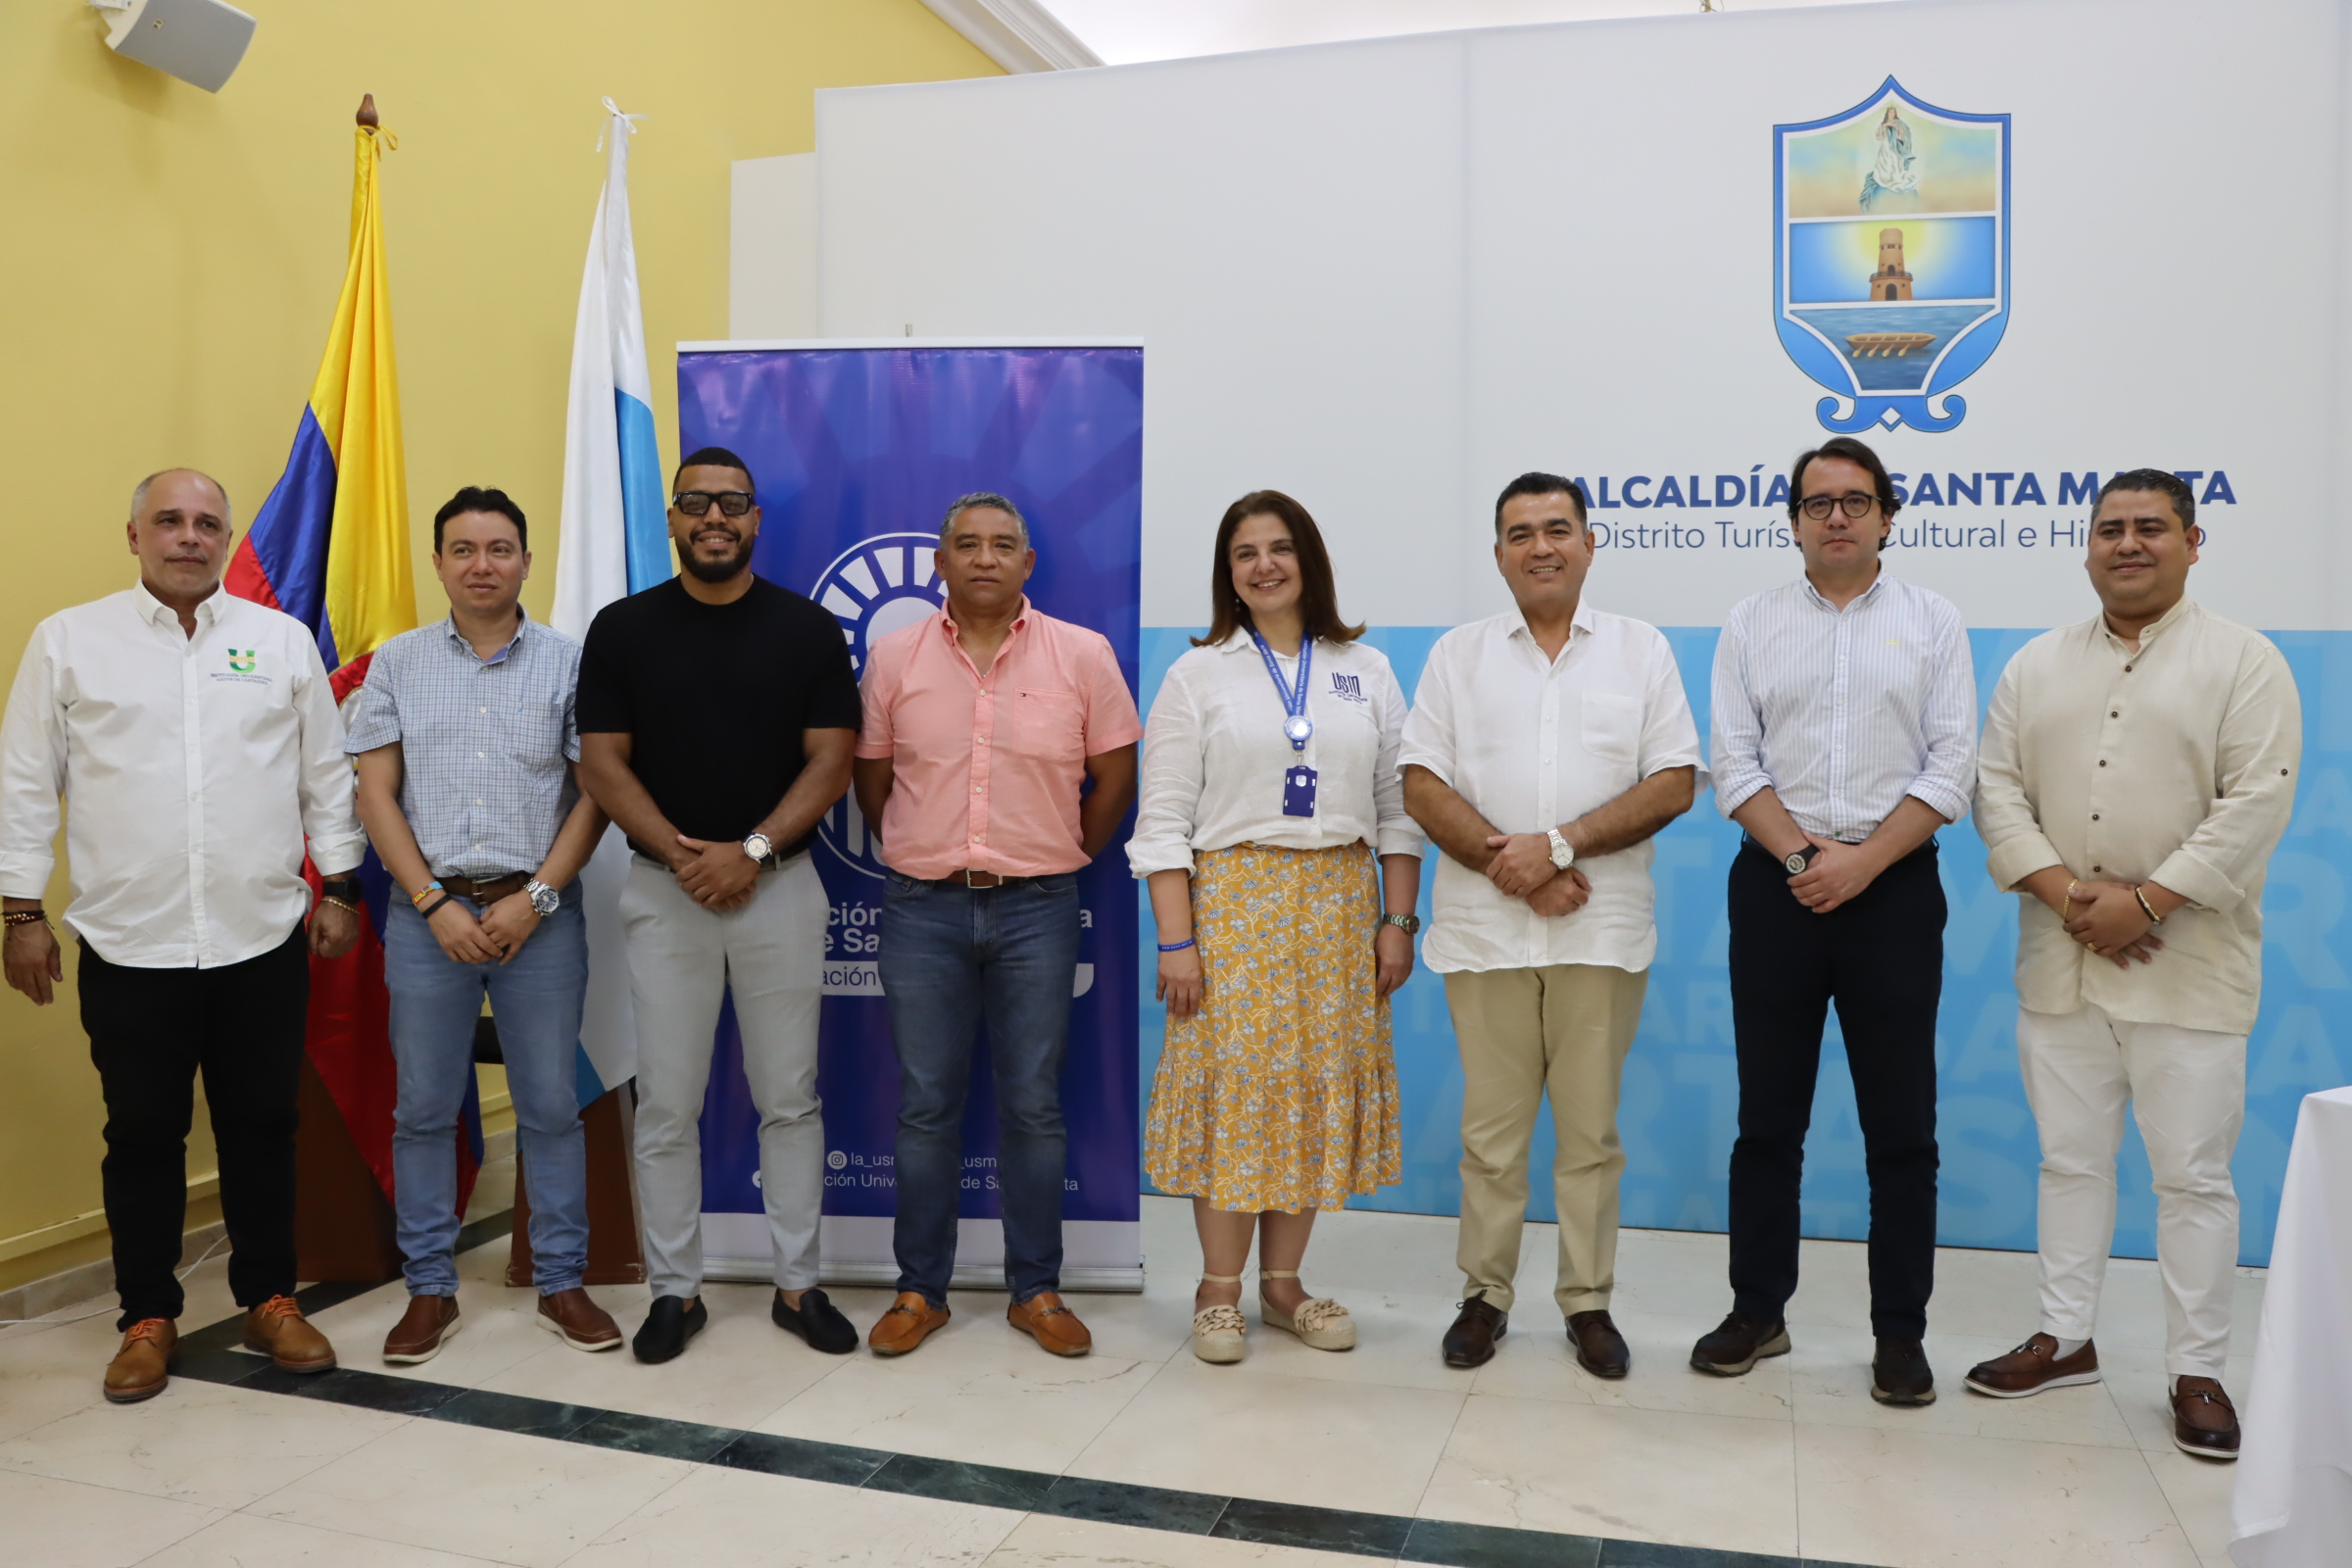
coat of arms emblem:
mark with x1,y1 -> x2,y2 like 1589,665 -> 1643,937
1775,78 -> 2010,434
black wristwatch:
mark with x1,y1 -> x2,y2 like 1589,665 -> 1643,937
1782,845 -> 1821,875
318,873 -> 364,903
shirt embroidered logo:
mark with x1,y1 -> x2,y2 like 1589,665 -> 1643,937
227,649 -> 258,673
1330,672 -> 1365,703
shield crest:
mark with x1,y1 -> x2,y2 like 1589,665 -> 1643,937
1775,78 -> 2010,434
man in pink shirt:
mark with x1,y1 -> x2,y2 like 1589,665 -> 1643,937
854,492 -> 1141,1358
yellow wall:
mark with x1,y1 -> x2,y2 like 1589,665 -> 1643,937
0,0 -> 996,1291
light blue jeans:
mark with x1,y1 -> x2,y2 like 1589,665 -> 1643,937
385,891 -> 590,1297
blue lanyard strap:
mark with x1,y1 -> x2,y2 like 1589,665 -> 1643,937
1250,629 -> 1314,752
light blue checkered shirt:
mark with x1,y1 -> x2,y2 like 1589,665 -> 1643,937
344,611 -> 582,879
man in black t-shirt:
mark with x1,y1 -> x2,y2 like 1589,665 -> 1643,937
576,446 -> 862,1365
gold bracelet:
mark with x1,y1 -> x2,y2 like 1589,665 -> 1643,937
318,896 -> 360,915
2132,885 -> 2163,926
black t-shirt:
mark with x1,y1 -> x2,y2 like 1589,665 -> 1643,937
576,576 -> 861,853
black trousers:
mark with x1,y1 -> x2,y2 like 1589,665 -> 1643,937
1726,838 -> 1943,1339
77,928 -> 310,1329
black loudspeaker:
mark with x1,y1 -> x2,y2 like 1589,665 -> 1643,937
95,0 -> 257,94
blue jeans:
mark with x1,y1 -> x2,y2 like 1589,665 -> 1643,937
385,891 -> 590,1297
879,872 -> 1080,1305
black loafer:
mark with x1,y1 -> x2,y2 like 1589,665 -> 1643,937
632,1296 -> 709,1364
1443,1298 -> 1508,1368
1872,1336 -> 1936,1405
773,1287 -> 858,1354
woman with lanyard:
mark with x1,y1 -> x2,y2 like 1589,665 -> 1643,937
1129,490 -> 1424,1363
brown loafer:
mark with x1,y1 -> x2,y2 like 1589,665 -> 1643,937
104,1318 -> 176,1403
537,1288 -> 623,1352
2173,1376 -> 2240,1460
244,1295 -> 336,1373
1567,1309 -> 1630,1379
1007,1291 -> 1093,1357
867,1291 -> 951,1356
1964,1333 -> 2100,1397
382,1295 -> 461,1365
1443,1298 -> 1507,1368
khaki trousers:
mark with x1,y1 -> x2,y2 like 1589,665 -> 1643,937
1446,962 -> 1648,1315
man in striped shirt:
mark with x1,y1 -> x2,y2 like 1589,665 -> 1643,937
1693,436 -> 1977,1406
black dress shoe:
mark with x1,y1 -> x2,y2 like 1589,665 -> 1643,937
1567,1309 -> 1630,1378
1872,1337 -> 1936,1405
1690,1311 -> 1790,1376
632,1296 -> 709,1364
772,1287 -> 858,1354
1443,1298 -> 1507,1368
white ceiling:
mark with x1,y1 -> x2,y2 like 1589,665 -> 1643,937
1031,0 -> 1901,67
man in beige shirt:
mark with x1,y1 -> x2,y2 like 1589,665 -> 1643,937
1966,469 -> 2299,1463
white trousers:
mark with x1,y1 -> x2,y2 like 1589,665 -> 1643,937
620,854 -> 826,1298
2016,1002 -> 2246,1378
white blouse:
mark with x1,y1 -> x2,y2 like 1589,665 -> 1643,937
1127,632 -> 1422,877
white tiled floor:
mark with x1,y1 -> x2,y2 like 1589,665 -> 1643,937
0,1169 -> 2257,1568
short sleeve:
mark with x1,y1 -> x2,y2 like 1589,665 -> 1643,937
1081,634 -> 1144,754
574,604 -> 633,735
803,609 -> 863,732
1635,627 -> 1706,787
558,641 -> 582,764
1396,633 -> 1462,785
341,642 -> 406,755
856,641 -> 902,760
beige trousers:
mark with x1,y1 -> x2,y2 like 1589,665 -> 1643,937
1445,962 -> 1649,1315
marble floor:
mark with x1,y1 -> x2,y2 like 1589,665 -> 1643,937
0,1163 -> 2259,1568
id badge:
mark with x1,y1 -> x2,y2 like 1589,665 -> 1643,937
1283,764 -> 1319,818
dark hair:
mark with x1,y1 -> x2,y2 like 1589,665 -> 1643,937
1493,471 -> 1589,534
433,486 -> 527,552
1197,490 -> 1364,649
2093,468 -> 2197,535
673,445 -> 755,492
1788,436 -> 1901,523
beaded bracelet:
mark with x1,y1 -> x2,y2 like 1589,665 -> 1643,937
2,908 -> 46,928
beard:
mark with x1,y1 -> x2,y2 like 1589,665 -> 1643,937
679,529 -> 754,583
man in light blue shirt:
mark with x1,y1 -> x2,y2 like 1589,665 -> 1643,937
347,487 -> 616,1365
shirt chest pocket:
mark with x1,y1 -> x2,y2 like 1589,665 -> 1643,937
1009,687 -> 1085,764
1580,691 -> 1642,764
502,695 -> 568,768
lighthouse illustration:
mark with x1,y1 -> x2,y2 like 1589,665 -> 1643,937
1869,227 -> 1915,300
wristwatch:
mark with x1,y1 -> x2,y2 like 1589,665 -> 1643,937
1381,911 -> 1421,935
1784,844 -> 1821,875
1546,828 -> 1577,870
743,832 -> 775,867
525,879 -> 561,917
318,872 -> 363,904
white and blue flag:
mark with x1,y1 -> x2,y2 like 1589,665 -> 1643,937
554,97 -> 667,1104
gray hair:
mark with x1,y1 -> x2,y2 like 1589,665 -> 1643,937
130,468 -> 233,530
939,491 -> 1028,548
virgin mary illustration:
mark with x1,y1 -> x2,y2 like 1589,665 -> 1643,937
1859,104 -> 1918,210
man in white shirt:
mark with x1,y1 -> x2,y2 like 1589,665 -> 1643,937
1,469 -> 363,1404
1401,472 -> 1701,1375
1698,436 -> 1976,1406
1965,469 -> 2298,1462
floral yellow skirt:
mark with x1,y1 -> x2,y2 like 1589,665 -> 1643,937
1145,840 -> 1400,1213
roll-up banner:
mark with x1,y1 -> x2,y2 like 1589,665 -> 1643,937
675,340 -> 1145,1289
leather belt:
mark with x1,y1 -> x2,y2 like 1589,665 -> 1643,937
441,872 -> 530,905
937,868 -> 1027,889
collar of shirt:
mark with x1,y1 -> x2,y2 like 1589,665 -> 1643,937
2097,593 -> 2193,655
440,607 -> 531,667
1797,567 -> 1889,615
131,580 -> 222,634
935,596 -> 1032,673
1502,597 -> 1600,665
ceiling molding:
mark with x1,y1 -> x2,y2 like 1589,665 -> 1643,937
920,0 -> 1102,73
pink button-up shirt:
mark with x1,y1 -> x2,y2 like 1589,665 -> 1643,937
858,599 -> 1143,879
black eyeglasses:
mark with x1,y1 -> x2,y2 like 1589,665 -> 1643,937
673,490 -> 754,516
1798,492 -> 1880,521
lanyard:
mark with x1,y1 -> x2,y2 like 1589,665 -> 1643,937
1250,629 -> 1314,751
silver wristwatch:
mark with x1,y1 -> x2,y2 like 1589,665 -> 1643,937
743,832 -> 775,867
524,879 -> 561,917
1381,911 -> 1421,935
1546,828 -> 1577,870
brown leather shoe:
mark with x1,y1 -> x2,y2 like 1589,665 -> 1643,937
1443,1298 -> 1507,1368
1964,1334 -> 2100,1397
537,1288 -> 623,1352
1567,1309 -> 1630,1379
2173,1376 -> 2240,1460
382,1295 -> 461,1365
1007,1291 -> 1093,1357
243,1295 -> 336,1373
867,1291 -> 951,1356
103,1318 -> 176,1403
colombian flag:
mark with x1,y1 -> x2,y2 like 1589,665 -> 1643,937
227,106 -> 482,1219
